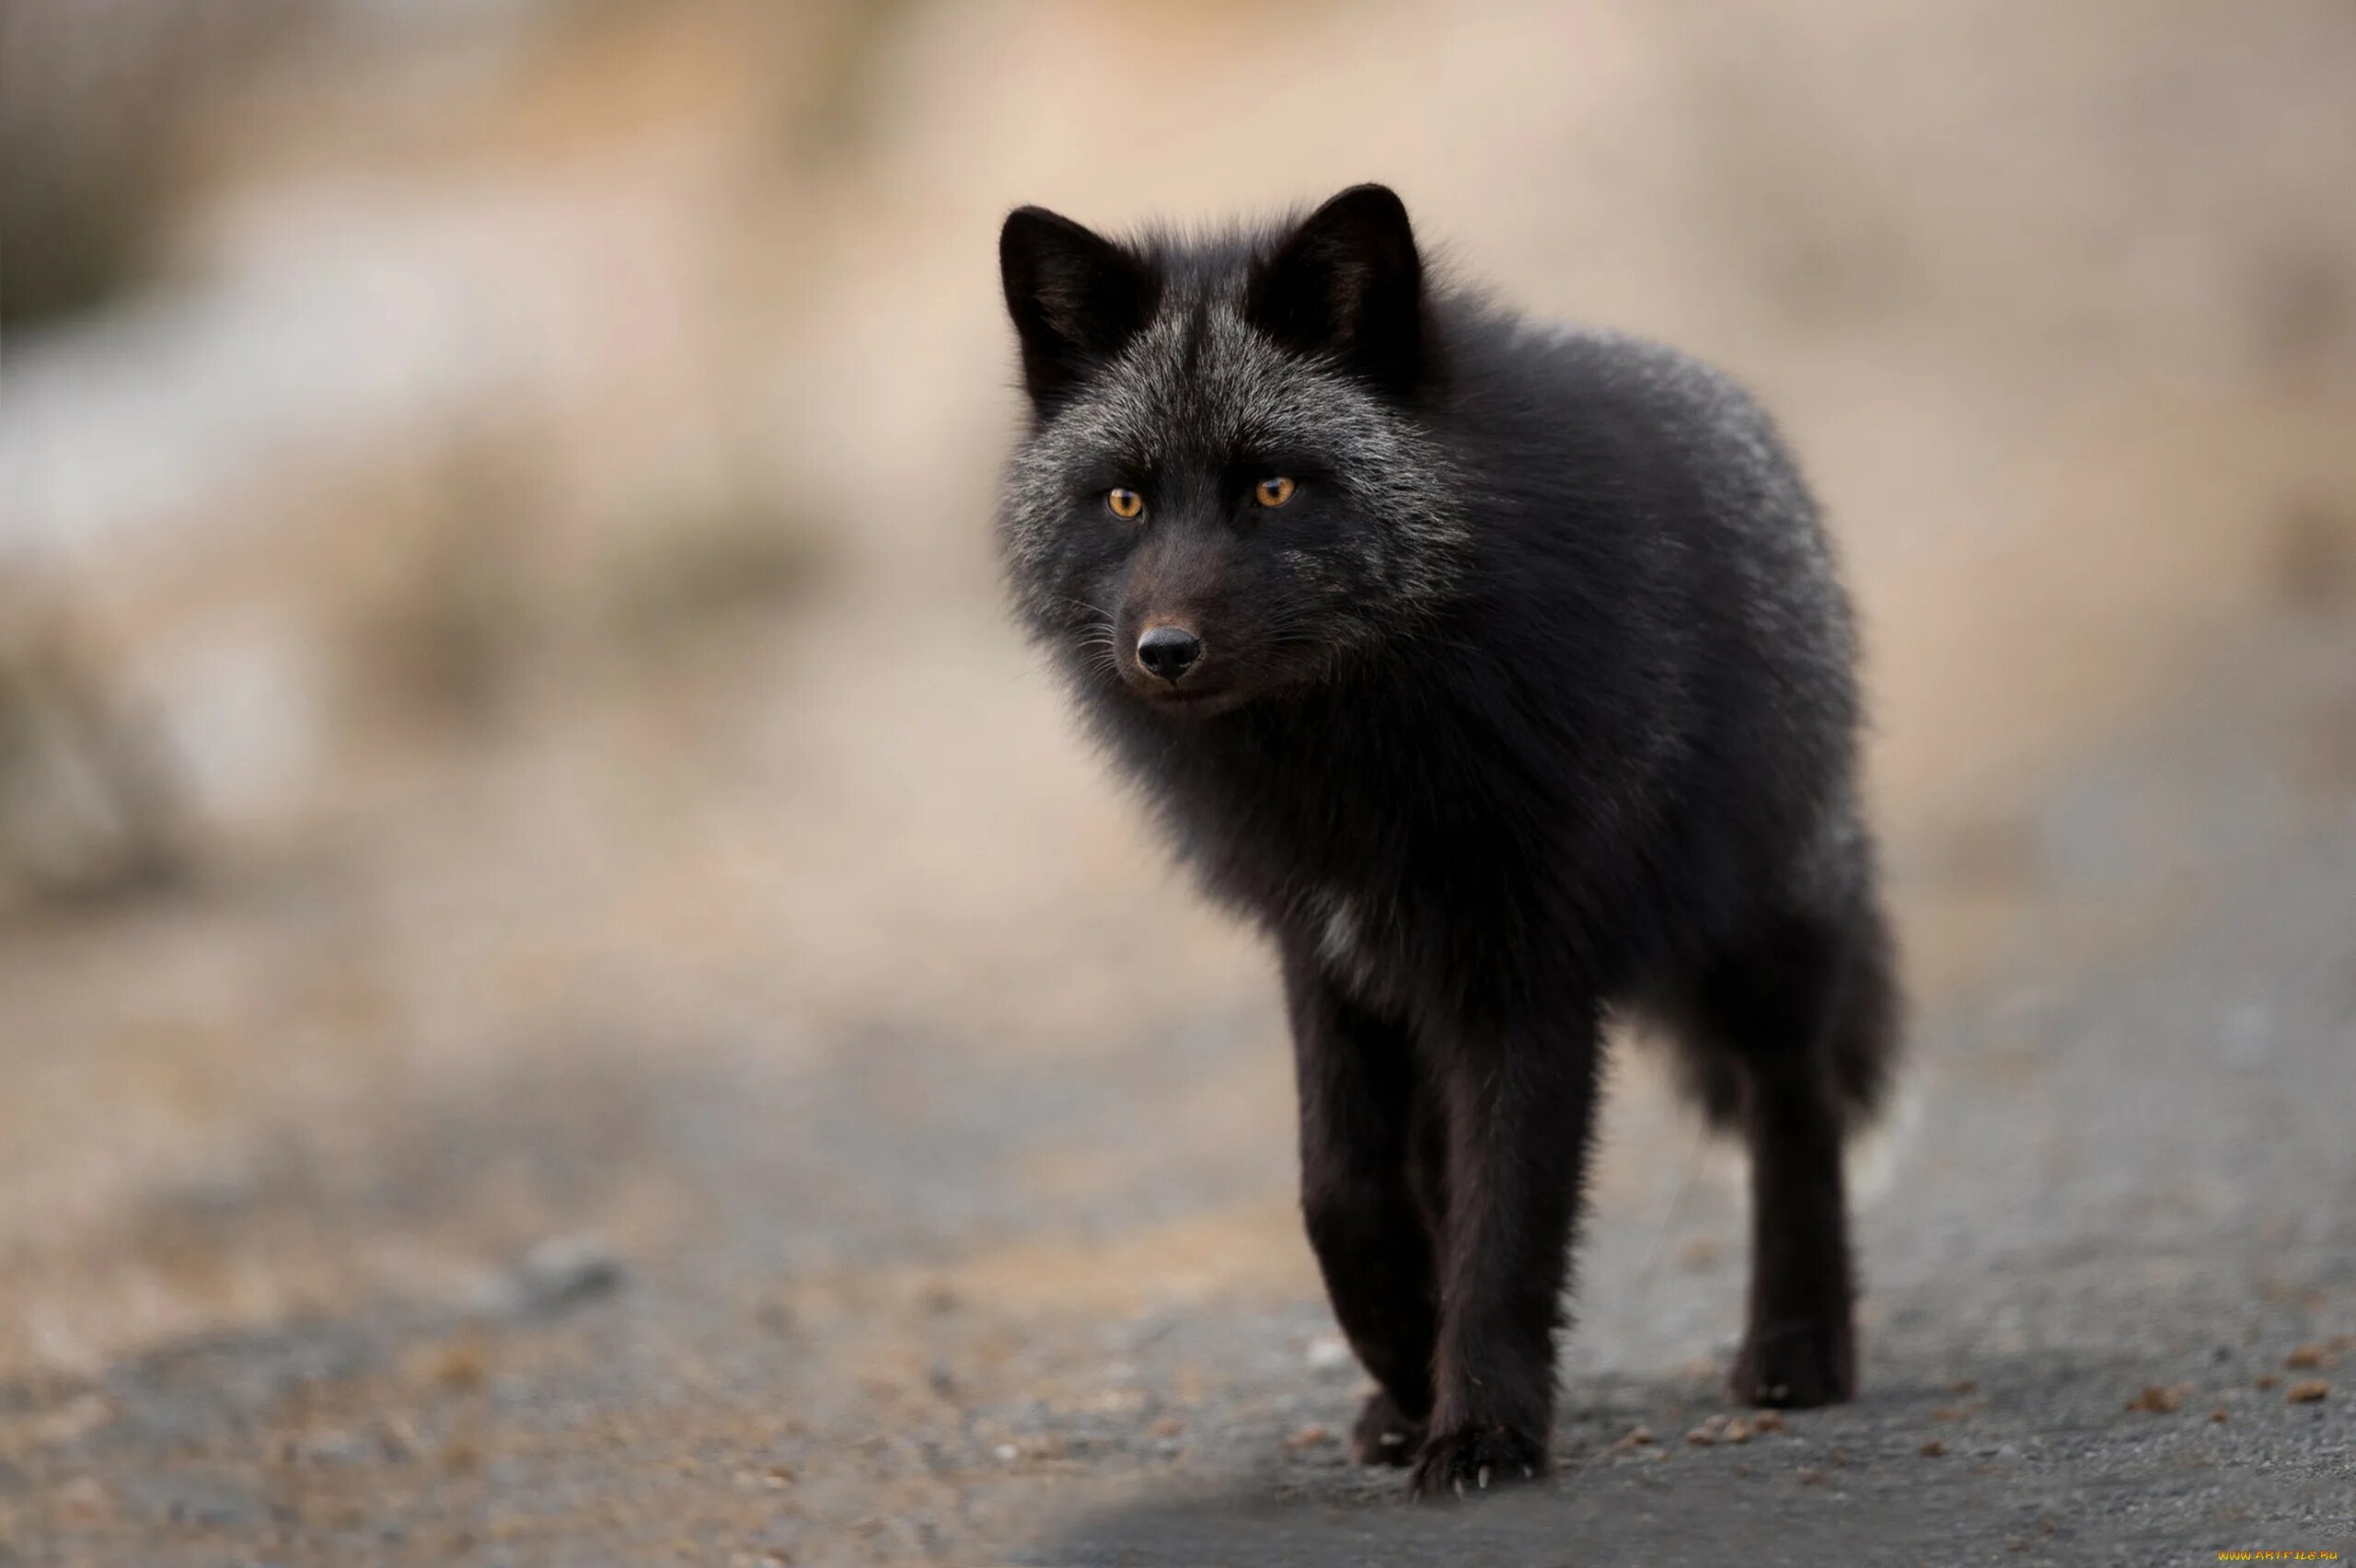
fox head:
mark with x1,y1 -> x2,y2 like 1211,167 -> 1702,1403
996,184 -> 1466,719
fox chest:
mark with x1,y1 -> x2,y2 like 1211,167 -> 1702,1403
1189,814 -> 1461,1014
1304,883 -> 1388,999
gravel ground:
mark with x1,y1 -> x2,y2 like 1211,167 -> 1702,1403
3,615 -> 2353,1566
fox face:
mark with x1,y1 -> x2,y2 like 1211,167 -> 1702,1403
997,186 -> 1467,718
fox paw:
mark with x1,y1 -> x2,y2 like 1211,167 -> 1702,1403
1407,1423 -> 1548,1500
1348,1389 -> 1426,1467
1731,1316 -> 1856,1408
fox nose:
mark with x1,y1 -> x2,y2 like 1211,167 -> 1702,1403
1136,625 -> 1202,683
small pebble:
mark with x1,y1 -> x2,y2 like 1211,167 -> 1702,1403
1750,1412 -> 1786,1434
1918,1439 -> 1946,1458
1611,1424 -> 1656,1453
1285,1424 -> 1332,1451
425,1341 -> 488,1394
2285,1379 -> 2329,1404
301,1430 -> 370,1465
2285,1344 -> 2329,1370
509,1235 -> 627,1316
378,1416 -> 422,1461
2126,1385 -> 2181,1414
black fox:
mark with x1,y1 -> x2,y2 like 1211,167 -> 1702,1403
994,184 -> 1900,1497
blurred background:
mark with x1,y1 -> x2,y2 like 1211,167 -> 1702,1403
3,1 -> 2353,1562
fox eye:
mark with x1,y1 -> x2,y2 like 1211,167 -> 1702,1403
1253,476 -> 1298,508
1106,487 -> 1145,520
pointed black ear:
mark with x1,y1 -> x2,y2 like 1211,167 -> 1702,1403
1246,184 -> 1426,395
999,206 -> 1159,411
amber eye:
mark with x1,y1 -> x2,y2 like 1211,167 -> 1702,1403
1106,488 -> 1144,520
1253,476 -> 1298,508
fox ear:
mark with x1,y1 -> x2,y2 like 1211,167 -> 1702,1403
1000,206 -> 1159,412
1247,183 -> 1425,395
